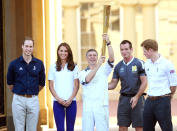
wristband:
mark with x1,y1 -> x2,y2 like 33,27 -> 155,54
106,41 -> 111,46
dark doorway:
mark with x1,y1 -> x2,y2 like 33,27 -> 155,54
0,0 -> 6,128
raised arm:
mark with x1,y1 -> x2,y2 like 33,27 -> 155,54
85,56 -> 105,83
102,33 -> 114,62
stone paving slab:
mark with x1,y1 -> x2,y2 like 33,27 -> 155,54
43,99 -> 177,131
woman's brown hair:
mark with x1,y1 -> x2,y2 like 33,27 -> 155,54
56,42 -> 75,71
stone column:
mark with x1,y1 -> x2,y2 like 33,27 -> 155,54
43,0 -> 52,129
31,0 -> 47,130
120,0 -> 138,56
62,0 -> 81,68
139,0 -> 159,40
4,0 -> 16,130
45,0 -> 63,128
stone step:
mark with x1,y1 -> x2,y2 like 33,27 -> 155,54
41,124 -> 177,131
0,127 -> 7,131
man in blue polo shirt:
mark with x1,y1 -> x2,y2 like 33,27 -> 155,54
109,40 -> 147,131
7,37 -> 45,131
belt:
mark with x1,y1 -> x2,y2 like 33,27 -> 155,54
121,93 -> 146,97
17,94 -> 35,98
148,94 -> 171,100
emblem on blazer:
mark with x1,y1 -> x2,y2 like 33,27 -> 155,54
132,65 -> 137,72
19,67 -> 23,71
120,67 -> 124,72
170,70 -> 175,74
33,66 -> 36,70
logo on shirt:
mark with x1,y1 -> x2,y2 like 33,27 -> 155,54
120,67 -> 124,73
19,67 -> 23,71
33,66 -> 36,71
132,65 -> 137,72
170,70 -> 175,74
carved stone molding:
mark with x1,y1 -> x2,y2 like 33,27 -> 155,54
139,0 -> 159,5
119,0 -> 138,6
62,0 -> 80,8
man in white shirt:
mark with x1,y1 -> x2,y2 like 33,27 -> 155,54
141,39 -> 177,131
79,34 -> 114,131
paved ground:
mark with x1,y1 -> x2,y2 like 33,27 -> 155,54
43,98 -> 177,131
74,99 -> 177,131
76,98 -> 177,117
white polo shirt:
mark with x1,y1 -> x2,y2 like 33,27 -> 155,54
48,64 -> 79,101
79,61 -> 113,110
145,56 -> 177,96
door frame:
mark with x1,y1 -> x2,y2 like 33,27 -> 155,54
0,0 -> 7,128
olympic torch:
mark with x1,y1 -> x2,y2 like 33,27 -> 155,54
102,5 -> 111,56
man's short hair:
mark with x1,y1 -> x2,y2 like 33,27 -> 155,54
120,40 -> 132,49
86,49 -> 98,56
23,36 -> 34,46
141,39 -> 158,51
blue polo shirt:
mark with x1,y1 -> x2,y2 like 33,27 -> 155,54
7,56 -> 45,95
113,58 -> 145,94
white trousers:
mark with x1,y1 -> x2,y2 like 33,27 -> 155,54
12,94 -> 39,131
82,105 -> 109,131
